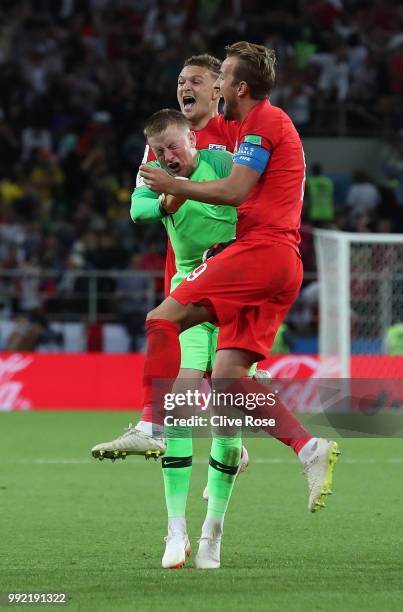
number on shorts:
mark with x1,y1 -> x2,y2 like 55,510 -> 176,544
186,263 -> 207,282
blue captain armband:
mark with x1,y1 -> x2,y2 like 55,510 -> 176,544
233,142 -> 271,174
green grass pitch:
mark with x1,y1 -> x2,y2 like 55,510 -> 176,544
1,411 -> 402,612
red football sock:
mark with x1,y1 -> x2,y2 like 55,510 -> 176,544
141,318 -> 181,425
226,378 -> 311,455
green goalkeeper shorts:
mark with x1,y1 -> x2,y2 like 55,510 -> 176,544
179,322 -> 257,376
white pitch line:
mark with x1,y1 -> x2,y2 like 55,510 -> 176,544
4,457 -> 403,465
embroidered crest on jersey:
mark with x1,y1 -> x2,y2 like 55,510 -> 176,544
208,144 -> 227,151
244,134 -> 262,145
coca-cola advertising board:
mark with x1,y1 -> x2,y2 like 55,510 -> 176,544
1,353 -> 403,411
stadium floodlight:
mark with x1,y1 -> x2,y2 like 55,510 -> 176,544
314,229 -> 403,378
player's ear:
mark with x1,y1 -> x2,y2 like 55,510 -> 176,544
212,84 -> 221,101
189,130 -> 196,148
237,81 -> 248,97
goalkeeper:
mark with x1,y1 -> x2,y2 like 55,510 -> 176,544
130,108 -> 245,568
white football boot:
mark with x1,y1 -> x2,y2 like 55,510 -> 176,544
202,445 -> 249,500
91,424 -> 166,461
303,438 -> 341,512
162,530 -> 191,569
195,525 -> 222,569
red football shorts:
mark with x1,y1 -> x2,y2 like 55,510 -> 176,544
171,239 -> 303,360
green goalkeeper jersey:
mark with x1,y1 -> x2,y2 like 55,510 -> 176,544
131,149 -> 236,291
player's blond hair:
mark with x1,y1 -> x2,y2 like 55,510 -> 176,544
225,41 -> 276,99
183,54 -> 221,78
144,108 -> 191,138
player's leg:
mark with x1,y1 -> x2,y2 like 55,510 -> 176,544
195,241 -> 340,512
195,434 -> 242,570
161,421 -> 193,569
91,297 -> 212,459
161,322 -> 249,530
127,297 -> 212,445
119,325 -> 212,457
195,348 -> 252,569
91,373 -> 204,462
212,349 -> 340,513
161,326 -> 209,568
160,322 -> 245,567
202,325 -> 249,501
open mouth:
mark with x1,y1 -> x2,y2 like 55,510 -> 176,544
182,96 -> 196,112
167,162 -> 181,174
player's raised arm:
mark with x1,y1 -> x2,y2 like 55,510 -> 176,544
139,162 -> 261,207
130,167 -> 169,224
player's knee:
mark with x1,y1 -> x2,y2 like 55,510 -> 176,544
146,299 -> 187,329
146,305 -> 178,324
211,362 -> 248,380
146,307 -> 164,322
212,349 -> 255,380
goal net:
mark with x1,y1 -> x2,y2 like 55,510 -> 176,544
314,229 -> 403,378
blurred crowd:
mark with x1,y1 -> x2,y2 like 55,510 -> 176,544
0,0 -> 403,333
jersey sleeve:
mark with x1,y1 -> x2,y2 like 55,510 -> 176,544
233,108 -> 279,175
131,162 -> 165,223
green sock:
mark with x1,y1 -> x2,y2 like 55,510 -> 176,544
205,436 -> 242,528
161,426 -> 192,518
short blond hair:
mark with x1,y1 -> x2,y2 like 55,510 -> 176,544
144,108 -> 190,139
225,41 -> 276,99
183,54 -> 221,78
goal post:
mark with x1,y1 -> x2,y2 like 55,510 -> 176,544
314,229 -> 403,378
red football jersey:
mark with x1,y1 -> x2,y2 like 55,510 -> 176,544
234,100 -> 305,251
141,114 -> 239,295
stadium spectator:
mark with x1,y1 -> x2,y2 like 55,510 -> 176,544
0,108 -> 20,169
311,44 -> 350,103
305,162 -> 335,226
384,322 -> 403,355
140,240 -> 166,304
380,130 -> 403,207
46,252 -> 89,318
299,222 -> 316,273
349,212 -> 373,233
116,253 -> 152,351
3,308 -> 63,351
346,169 -> 381,220
21,125 -> 53,161
293,280 -> 320,335
17,256 -> 42,313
